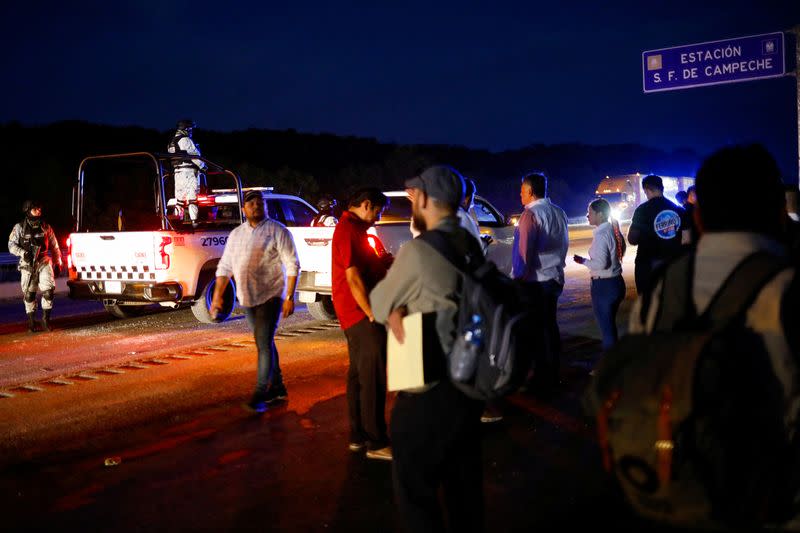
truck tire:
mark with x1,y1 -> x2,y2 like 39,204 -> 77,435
307,295 -> 337,321
103,303 -> 149,319
192,278 -> 236,323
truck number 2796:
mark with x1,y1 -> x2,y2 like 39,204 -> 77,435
201,236 -> 228,247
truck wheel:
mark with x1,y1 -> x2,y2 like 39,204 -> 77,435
307,295 -> 337,321
103,303 -> 149,319
192,278 -> 235,323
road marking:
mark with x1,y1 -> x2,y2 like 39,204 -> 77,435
0,318 -> 346,400
43,379 -> 74,386
9,385 -> 44,393
72,374 -> 99,381
119,364 -> 148,370
95,368 -> 125,375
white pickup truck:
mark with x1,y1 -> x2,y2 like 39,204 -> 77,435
66,152 -> 337,322
375,191 -> 515,275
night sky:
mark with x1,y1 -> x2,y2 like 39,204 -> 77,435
2,1 -> 799,178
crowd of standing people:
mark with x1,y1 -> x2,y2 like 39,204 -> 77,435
9,132 -> 800,531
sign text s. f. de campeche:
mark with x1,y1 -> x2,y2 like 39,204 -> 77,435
642,32 -> 785,93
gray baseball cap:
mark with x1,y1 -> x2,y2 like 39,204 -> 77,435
404,165 -> 465,206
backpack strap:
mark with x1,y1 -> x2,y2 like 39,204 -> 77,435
419,229 -> 467,272
651,250 -> 788,333
418,228 -> 484,274
702,252 -> 789,330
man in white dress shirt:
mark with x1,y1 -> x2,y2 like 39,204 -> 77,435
511,172 -> 569,397
211,190 -> 300,413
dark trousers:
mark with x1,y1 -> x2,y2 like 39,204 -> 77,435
391,379 -> 484,533
244,297 -> 284,396
590,275 -> 626,350
529,279 -> 563,388
634,260 -> 651,295
634,258 -> 665,295
343,318 -> 388,448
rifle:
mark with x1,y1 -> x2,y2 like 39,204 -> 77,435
22,244 -> 41,294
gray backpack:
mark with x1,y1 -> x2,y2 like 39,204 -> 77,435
420,229 -> 537,401
584,252 -> 799,530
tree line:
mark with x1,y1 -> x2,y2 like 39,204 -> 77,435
0,120 -> 701,247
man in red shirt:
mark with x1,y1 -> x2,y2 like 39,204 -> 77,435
332,187 -> 393,460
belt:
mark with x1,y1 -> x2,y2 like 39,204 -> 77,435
591,274 -> 621,280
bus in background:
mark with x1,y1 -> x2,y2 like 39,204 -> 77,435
594,173 -> 694,221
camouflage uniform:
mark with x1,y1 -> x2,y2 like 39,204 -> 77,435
8,217 -> 62,330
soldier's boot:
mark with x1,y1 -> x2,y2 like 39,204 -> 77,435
27,312 -> 37,333
42,309 -> 51,332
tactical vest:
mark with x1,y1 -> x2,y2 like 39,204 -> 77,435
167,132 -> 195,170
20,219 -> 48,260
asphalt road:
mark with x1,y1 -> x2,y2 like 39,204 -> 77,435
0,234 -> 673,532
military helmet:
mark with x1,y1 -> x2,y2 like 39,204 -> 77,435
317,197 -> 337,211
176,118 -> 196,130
22,199 -> 42,214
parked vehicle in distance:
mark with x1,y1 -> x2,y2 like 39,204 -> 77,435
594,173 -> 694,221
377,191 -> 515,275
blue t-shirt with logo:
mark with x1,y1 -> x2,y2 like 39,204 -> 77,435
631,196 -> 687,264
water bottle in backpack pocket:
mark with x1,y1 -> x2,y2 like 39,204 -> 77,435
450,314 -> 484,382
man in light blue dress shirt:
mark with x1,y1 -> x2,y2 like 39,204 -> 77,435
511,172 -> 569,397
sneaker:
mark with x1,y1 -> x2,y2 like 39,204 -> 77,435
366,446 -> 393,461
265,386 -> 288,404
480,407 -> 504,424
348,441 -> 366,452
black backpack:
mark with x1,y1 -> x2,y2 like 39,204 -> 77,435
420,229 -> 538,401
584,251 -> 800,530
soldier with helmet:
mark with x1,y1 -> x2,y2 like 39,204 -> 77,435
312,197 -> 339,226
167,118 -> 207,224
7,200 -> 63,332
